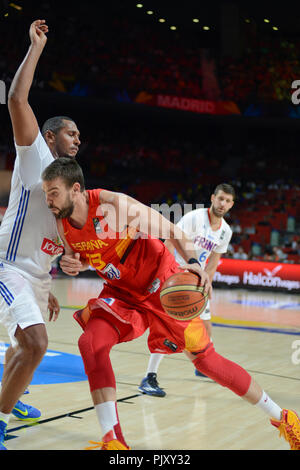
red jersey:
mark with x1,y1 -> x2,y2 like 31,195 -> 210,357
62,189 -> 177,302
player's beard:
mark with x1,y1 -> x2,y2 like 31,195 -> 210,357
211,204 -> 226,218
56,203 -> 74,219
51,195 -> 74,219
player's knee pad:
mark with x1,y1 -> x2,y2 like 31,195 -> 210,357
78,330 -> 98,375
78,329 -> 116,391
193,344 -> 251,397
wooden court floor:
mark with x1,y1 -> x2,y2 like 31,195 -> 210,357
0,275 -> 299,451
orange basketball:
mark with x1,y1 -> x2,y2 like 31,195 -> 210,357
160,271 -> 208,321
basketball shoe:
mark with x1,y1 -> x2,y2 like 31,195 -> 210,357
195,369 -> 208,378
0,420 -> 7,450
270,409 -> 300,450
12,400 -> 41,421
138,373 -> 166,397
85,430 -> 130,450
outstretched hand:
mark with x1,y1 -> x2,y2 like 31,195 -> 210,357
29,19 -> 49,48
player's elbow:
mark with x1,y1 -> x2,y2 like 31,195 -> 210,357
8,89 -> 26,107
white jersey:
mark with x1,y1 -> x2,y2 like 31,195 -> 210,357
175,208 -> 232,268
0,132 -> 64,280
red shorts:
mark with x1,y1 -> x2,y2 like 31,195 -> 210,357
74,262 -> 210,355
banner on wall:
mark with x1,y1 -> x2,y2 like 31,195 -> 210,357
135,92 -> 241,116
213,258 -> 300,292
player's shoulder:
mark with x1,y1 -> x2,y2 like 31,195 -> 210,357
185,207 -> 206,220
15,129 -> 44,149
88,188 -> 103,205
178,207 -> 205,228
15,130 -> 52,160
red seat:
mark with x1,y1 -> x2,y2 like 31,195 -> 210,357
287,254 -> 300,264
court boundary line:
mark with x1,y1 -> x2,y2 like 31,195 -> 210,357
212,321 -> 300,336
6,393 -> 142,438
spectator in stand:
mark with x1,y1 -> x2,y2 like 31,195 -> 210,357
232,220 -> 242,234
244,225 -> 256,235
263,247 -> 275,262
231,221 -> 242,245
291,237 -> 300,254
273,246 -> 288,263
233,246 -> 248,260
226,242 -> 235,258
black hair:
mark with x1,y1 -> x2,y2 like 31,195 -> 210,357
42,157 -> 85,191
41,116 -> 75,136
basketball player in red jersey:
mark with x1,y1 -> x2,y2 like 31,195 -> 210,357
41,158 -> 300,451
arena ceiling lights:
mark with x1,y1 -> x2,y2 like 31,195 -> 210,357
135,3 -> 212,32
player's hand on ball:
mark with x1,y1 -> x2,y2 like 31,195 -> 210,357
182,263 -> 212,298
60,253 -> 82,276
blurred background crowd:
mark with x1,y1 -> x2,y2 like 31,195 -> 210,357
1,2 -> 300,104
0,0 -> 299,264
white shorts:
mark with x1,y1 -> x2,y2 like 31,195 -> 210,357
0,262 -> 50,347
199,299 -> 211,321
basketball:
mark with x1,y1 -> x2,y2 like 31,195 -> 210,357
160,271 -> 208,321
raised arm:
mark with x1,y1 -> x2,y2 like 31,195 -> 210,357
8,19 -> 48,146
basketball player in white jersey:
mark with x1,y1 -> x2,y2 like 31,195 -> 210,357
139,184 -> 234,396
0,20 -> 80,450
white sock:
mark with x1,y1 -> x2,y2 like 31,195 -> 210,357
146,353 -> 164,375
95,401 -> 118,438
0,412 -> 10,425
256,391 -> 282,420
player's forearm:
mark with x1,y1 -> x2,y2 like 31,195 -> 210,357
164,239 -> 175,255
168,226 -> 198,264
204,265 -> 217,283
204,253 -> 221,282
8,44 -> 44,104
